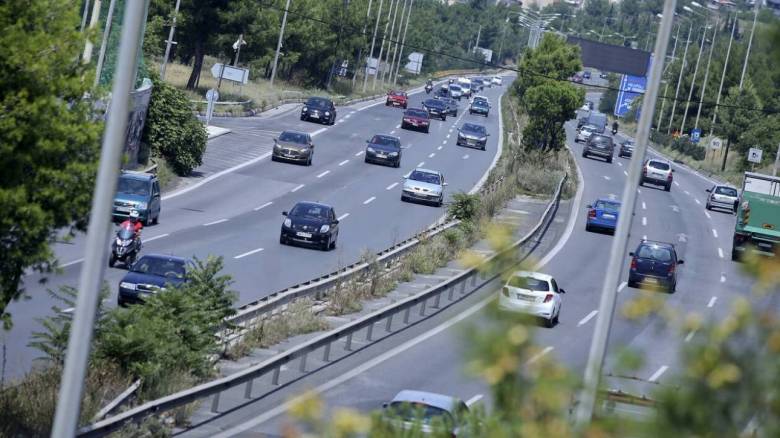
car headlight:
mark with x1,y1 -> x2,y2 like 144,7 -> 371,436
325,111 -> 330,116
320,224 -> 330,233
136,202 -> 147,210
367,146 -> 376,153
120,281 -> 136,290
302,106 -> 308,112
283,218 -> 292,228
389,151 -> 398,156
479,137 -> 487,142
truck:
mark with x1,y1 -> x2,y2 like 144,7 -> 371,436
731,172 -> 780,261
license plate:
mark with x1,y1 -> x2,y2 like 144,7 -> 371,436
377,154 -> 387,159
296,232 -> 312,238
603,214 -> 616,219
116,206 -> 131,212
758,242 -> 772,250
311,114 -> 319,119
645,278 -> 657,284
516,294 -> 535,302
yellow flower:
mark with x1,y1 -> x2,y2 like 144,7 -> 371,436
332,408 -> 372,436
288,391 -> 323,423
507,325 -> 528,345
706,363 -> 741,388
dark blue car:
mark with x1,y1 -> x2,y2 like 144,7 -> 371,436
118,254 -> 189,306
628,240 -> 683,293
585,198 -> 621,233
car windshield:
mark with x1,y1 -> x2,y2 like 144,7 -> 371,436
637,246 -> 673,262
508,276 -> 550,291
462,123 -> 486,135
409,170 -> 441,185
582,126 -> 596,132
390,91 -> 404,96
715,186 -> 738,197
406,109 -> 428,118
649,161 -> 670,171
370,135 -> 399,147
290,204 -> 331,219
594,200 -> 621,212
278,131 -> 308,144
386,402 -> 455,427
131,257 -> 186,279
622,141 -> 634,147
117,177 -> 151,196
306,98 -> 329,108
450,85 -> 462,92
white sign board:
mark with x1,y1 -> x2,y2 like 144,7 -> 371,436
404,52 -> 424,75
365,57 -> 379,76
747,147 -> 763,164
473,47 -> 493,63
210,63 -> 250,84
709,137 -> 723,151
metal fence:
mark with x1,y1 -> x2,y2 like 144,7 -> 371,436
78,173 -> 566,437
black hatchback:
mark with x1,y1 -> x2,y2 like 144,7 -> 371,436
422,98 -> 447,121
628,240 -> 684,292
301,97 -> 336,125
280,202 -> 340,251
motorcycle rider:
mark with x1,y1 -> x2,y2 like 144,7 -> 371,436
612,120 -> 619,135
425,78 -> 433,94
120,210 -> 143,243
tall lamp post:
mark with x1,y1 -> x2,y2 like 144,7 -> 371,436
667,15 -> 693,135
679,5 -> 708,135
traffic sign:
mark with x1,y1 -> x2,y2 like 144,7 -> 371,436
691,128 -> 701,144
748,147 -> 763,164
210,63 -> 250,84
206,89 -> 219,102
709,137 -> 723,151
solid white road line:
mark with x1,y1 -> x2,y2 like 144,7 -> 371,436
527,346 -> 554,365
145,233 -> 169,243
355,151 -> 364,157
648,365 -> 669,382
684,330 -> 696,342
428,153 -> 435,158
339,159 -> 349,166
712,228 -> 718,238
618,281 -> 627,293
386,182 -> 399,190
707,296 -> 717,308
203,219 -> 228,226
466,394 -> 483,406
363,196 -> 376,205
61,258 -> 84,268
234,248 -> 264,259
718,247 -> 724,259
704,211 -> 712,219
642,201 -> 646,210
578,310 -> 599,326
317,170 -> 330,178
417,161 -> 425,167
337,213 -> 350,221
642,216 -> 647,226
462,154 -> 470,159
254,201 -> 273,211
311,127 -> 327,137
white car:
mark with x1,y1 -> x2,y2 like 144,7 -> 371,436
580,103 -> 590,111
499,271 -> 564,327
492,76 -> 503,86
576,125 -> 596,143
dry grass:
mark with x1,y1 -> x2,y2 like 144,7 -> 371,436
231,299 -> 329,354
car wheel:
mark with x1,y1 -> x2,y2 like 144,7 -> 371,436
306,156 -> 312,166
553,308 -> 560,325
364,157 -> 370,164
394,160 -> 400,168
329,237 -> 337,250
607,156 -> 613,163
705,202 -> 711,210
300,115 -> 306,121
279,234 -> 287,245
401,122 -> 407,130
585,223 -> 592,232
628,280 -> 638,288
731,249 -> 740,261
108,254 -> 116,268
664,183 -> 671,192
582,151 -> 588,158
152,212 -> 159,225
403,104 -> 407,109
545,316 -> 555,328
668,282 -> 676,294
480,144 -> 486,151
401,195 -> 408,202
385,101 -> 390,106
424,126 -> 429,133
442,115 -> 447,121
271,155 -> 278,162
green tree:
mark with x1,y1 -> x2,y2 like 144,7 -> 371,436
717,82 -> 761,171
0,0 -> 102,329
512,34 -> 581,103
522,81 -> 583,150
142,75 -> 207,175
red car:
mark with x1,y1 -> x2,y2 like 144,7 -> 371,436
401,108 -> 430,133
386,90 -> 408,108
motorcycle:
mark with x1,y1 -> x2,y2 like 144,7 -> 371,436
109,223 -> 142,268
425,84 -> 433,94
612,128 -> 618,135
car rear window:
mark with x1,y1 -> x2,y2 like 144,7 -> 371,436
508,276 -> 550,291
278,131 -> 308,144
715,186 -> 738,197
594,200 -> 620,211
649,161 -> 670,171
637,246 -> 673,262
371,135 -> 399,147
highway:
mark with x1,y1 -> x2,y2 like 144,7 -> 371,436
3,78 -> 508,379
186,91 -> 775,437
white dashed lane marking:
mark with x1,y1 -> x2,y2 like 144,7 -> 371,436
317,170 -> 330,178
704,211 -> 711,219
707,296 -> 717,307
685,331 -> 696,342
674,181 -> 680,187
254,201 -> 273,211
577,310 -> 598,326
526,346 -> 554,365
642,201 -> 646,210
363,196 -> 376,205
624,170 -> 628,176
429,153 -> 435,158
604,176 -> 611,181
355,151 -> 364,157
203,219 -> 228,226
684,190 -> 691,195
648,365 -> 669,382
386,182 -> 398,190
145,233 -> 169,242
234,248 -> 264,259
291,184 -> 305,193
718,247 -> 724,259
694,198 -> 701,205
339,160 -> 349,166
642,217 -> 647,226
462,154 -> 470,159
417,161 -> 425,167
437,146 -> 443,150
712,228 -> 718,238
337,213 -> 350,221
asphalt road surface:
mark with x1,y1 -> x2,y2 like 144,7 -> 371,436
3,77 -> 509,380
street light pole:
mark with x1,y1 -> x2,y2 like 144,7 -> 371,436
160,0 -> 182,80
270,0 -> 292,87
739,0 -> 760,89
352,0 -> 373,88
574,0 -> 677,427
380,0 -> 401,86
709,14 -> 737,138
667,22 -> 692,134
363,0 -> 384,92
680,25 -> 707,135
387,0 -> 408,86
393,0 -> 413,85
656,23 -> 680,131
94,0 -> 117,88
694,15 -> 719,130
372,0 -> 394,90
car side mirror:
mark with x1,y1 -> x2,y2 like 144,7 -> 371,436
586,204 -> 592,208
628,252 -> 635,257
273,138 -> 278,143
333,219 -> 340,225
678,260 -> 684,265
559,288 -> 566,294
382,402 -> 389,409
366,139 -> 370,143
282,211 -> 288,216
486,133 -> 490,136
672,169 -> 676,172
706,188 -> 711,192
443,182 -> 449,186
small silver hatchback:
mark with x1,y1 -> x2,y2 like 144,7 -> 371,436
706,185 -> 739,213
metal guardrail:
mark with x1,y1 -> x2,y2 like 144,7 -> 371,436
78,173 -> 566,437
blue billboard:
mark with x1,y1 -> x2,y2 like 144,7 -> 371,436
614,56 -> 652,118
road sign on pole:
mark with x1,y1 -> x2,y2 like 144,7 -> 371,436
205,88 -> 219,126
210,63 -> 250,84
691,128 -> 701,144
709,137 -> 723,151
747,147 -> 763,164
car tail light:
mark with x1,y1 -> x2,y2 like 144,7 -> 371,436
668,263 -> 675,276
734,233 -> 748,244
588,209 -> 596,218
630,258 -> 637,270
667,173 -> 673,181
543,294 -> 553,303
642,167 -> 647,176
502,287 -> 510,297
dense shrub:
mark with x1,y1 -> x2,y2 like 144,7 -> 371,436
448,192 -> 481,222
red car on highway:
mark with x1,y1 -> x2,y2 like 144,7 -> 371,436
401,108 -> 430,133
386,90 -> 408,109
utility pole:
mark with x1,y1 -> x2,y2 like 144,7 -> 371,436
82,0 -> 102,63
352,0 -> 373,88
497,17 -> 509,64
475,25 -> 482,51
695,15 -> 719,130
680,25 -> 707,135
667,22 -> 692,134
393,0 -> 414,85
363,0 -> 384,92
372,0 -> 395,90
52,0 -> 147,435
656,23 -> 680,131
709,14 -> 736,138
774,143 -> 779,177
270,0 -> 292,87
381,0 -> 401,85
94,0 -> 117,88
160,0 -> 182,80
739,0 -> 760,89
80,0 -> 91,32
387,0 -> 408,88
233,34 -> 245,66
574,0 -> 677,428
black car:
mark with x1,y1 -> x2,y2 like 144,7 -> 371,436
456,123 -> 489,150
422,98 -> 447,121
280,202 -> 340,251
365,134 -> 402,167
628,240 -> 683,292
469,99 -> 489,117
618,139 -> 634,158
583,134 -> 615,163
439,97 -> 458,116
471,79 -> 483,92
301,97 -> 336,125
435,87 -> 449,98
272,130 -> 314,165
118,254 -> 189,306
583,71 -> 591,79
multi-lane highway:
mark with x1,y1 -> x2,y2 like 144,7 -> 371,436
3,78 -> 508,379
189,91 -> 775,437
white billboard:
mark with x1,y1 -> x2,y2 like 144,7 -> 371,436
404,52 -> 424,74
473,47 -> 493,63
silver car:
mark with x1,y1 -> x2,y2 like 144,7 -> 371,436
401,168 -> 447,207
706,185 -> 739,213
382,390 -> 471,436
576,125 -> 596,143
640,158 -> 674,191
271,130 -> 314,165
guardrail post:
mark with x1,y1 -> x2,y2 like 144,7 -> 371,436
448,286 -> 454,301
345,333 -> 353,351
244,379 -> 254,399
385,314 -> 394,332
403,307 -> 411,324
419,299 -> 427,316
210,392 -> 221,413
471,274 -> 478,286
460,280 -> 467,295
272,366 -> 281,386
299,353 -> 308,373
323,342 -> 331,362
366,324 -> 374,342
432,292 -> 442,309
